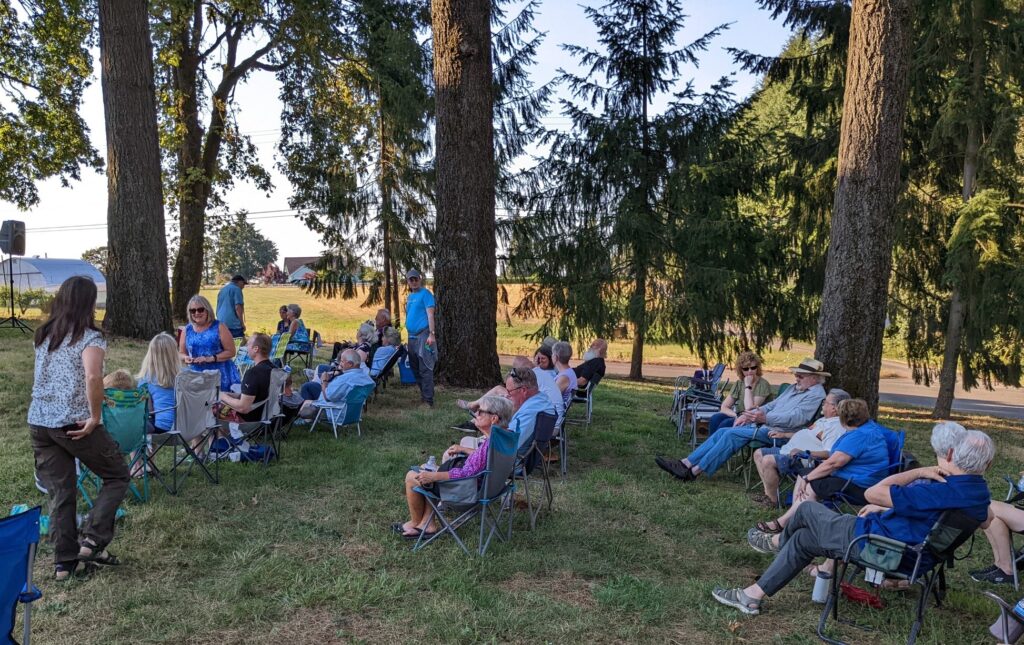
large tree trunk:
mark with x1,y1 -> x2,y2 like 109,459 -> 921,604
99,0 -> 173,338
934,0 -> 986,419
815,0 -> 913,415
629,263 -> 647,380
431,0 -> 501,387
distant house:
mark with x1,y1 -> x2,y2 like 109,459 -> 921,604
283,256 -> 320,285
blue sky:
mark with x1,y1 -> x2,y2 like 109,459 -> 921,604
13,1 -> 792,263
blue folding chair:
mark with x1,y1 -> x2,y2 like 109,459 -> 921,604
310,383 -> 376,438
1,506 -> 42,645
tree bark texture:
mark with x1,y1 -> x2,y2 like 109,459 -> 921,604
934,0 -> 986,419
815,0 -> 913,415
629,263 -> 647,380
431,0 -> 501,387
99,0 -> 173,338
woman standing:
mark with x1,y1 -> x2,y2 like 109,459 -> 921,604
706,351 -> 772,436
28,276 -> 130,580
178,294 -> 239,392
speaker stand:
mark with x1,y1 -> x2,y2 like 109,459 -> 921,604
1,254 -> 31,333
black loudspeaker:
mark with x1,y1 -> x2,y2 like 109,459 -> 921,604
0,220 -> 26,256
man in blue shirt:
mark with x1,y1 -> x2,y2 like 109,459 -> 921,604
711,426 -> 994,616
297,349 -> 374,424
216,275 -> 246,338
404,268 -> 436,407
505,365 -> 557,450
656,358 -> 829,482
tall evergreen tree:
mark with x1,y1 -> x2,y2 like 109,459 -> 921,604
99,0 -> 173,338
278,0 -> 432,324
509,0 -> 785,380
212,212 -> 279,280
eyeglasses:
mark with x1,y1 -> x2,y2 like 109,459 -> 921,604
794,373 -> 809,379
188,308 -> 206,315
742,365 -> 758,372
473,408 -> 497,418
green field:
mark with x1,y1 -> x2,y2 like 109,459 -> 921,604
1,328 -> 1020,643
197,284 -> 810,370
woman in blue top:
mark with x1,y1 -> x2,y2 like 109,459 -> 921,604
177,294 -> 239,392
281,303 -> 310,353
750,398 -> 890,538
137,332 -> 182,432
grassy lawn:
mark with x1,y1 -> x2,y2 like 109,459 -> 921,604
2,328 -> 1020,643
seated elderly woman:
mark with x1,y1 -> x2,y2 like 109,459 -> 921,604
746,398 -> 890,551
368,327 -> 402,377
751,388 -> 850,506
576,338 -> 608,388
396,395 -> 514,538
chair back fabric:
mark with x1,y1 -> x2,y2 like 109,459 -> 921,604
0,506 -> 41,644
102,385 -> 149,454
925,509 -> 982,561
261,368 -> 288,422
524,411 -> 558,474
341,383 -> 376,425
270,333 -> 291,362
483,425 -> 520,501
174,369 -> 220,441
882,428 -> 906,475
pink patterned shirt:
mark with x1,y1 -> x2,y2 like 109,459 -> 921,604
447,437 -> 489,480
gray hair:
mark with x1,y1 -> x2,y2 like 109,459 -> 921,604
478,395 -> 514,427
287,303 -> 302,318
508,364 -> 538,389
930,421 -> 966,459
827,388 -> 851,405
552,340 -> 572,365
376,308 -> 392,324
339,348 -> 361,367
356,322 -> 375,345
952,430 -> 995,474
383,326 -> 402,346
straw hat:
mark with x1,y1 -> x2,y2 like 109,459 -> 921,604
788,358 -> 831,377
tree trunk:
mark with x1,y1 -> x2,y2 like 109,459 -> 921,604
431,0 -> 501,387
814,0 -> 914,415
629,263 -> 647,380
391,266 -> 401,327
934,0 -> 986,419
98,0 -> 173,338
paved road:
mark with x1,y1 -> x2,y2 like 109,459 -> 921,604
500,355 -> 1024,420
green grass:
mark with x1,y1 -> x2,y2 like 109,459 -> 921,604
2,328 -> 1020,643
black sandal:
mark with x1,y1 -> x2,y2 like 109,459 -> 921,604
755,519 -> 783,534
79,539 -> 121,566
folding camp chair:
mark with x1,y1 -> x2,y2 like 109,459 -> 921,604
566,373 -> 601,429
552,397 -> 574,478
284,329 -> 318,369
669,365 -> 725,433
370,345 -> 406,402
147,369 -> 221,494
512,411 -> 558,529
982,590 -> 1024,643
413,424 -> 520,556
234,338 -> 253,376
269,332 -> 291,365
309,382 -> 376,438
817,509 -> 982,645
0,506 -> 41,645
825,428 -> 906,514
78,385 -> 150,505
218,367 -> 288,465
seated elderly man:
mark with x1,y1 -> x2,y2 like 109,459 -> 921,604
297,349 -> 374,419
455,356 -> 563,427
655,358 -> 828,483
751,388 -> 851,506
712,426 -> 994,616
576,338 -> 608,388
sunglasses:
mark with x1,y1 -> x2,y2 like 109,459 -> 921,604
742,365 -> 758,372
188,308 -> 206,315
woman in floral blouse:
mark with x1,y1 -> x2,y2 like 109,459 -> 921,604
395,395 -> 513,538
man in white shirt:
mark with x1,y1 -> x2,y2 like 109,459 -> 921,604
753,389 -> 850,506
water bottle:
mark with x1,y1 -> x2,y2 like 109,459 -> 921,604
1017,473 -> 1024,492
283,365 -> 292,374
812,570 -> 832,603
423,455 -> 438,472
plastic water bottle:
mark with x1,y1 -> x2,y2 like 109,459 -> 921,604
1014,598 -> 1024,621
811,570 -> 832,603
423,456 -> 438,472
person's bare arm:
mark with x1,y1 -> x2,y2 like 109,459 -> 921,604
179,329 -> 192,364
718,395 -> 737,417
220,392 -> 256,413
217,323 -> 236,360
235,303 -> 245,328
426,306 -> 436,346
864,466 -> 948,507
804,451 -> 854,481
68,345 -> 105,440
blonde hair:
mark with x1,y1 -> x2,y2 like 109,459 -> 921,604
187,295 -> 215,321
137,332 -> 182,388
104,368 -> 136,390
734,350 -> 763,379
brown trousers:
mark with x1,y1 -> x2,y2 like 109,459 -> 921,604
30,424 -> 130,564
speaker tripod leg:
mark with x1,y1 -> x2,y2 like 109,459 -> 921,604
0,316 -> 32,333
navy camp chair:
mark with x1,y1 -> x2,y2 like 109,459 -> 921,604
1,506 -> 42,645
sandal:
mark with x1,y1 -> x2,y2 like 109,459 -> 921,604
78,539 -> 121,566
54,560 -> 79,582
747,528 -> 780,555
455,399 -> 471,410
755,519 -> 783,534
711,587 -> 761,615
750,493 -> 778,509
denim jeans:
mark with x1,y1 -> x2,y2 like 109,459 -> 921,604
707,412 -> 735,435
685,423 -> 775,476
